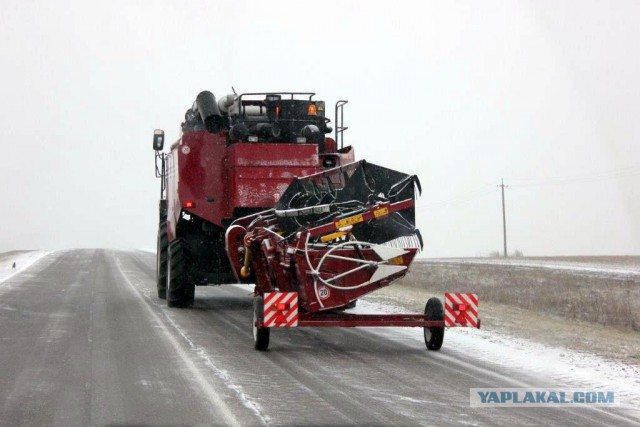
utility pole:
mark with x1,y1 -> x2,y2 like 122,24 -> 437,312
498,178 -> 508,257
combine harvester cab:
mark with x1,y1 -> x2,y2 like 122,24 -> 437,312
225,160 -> 480,351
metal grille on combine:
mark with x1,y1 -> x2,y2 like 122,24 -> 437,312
444,293 -> 479,327
263,292 -> 299,327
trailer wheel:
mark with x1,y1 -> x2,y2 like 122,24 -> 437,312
167,239 -> 195,308
424,297 -> 445,351
156,222 -> 168,299
253,296 -> 270,351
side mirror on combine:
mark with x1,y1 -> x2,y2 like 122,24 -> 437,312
153,129 -> 165,151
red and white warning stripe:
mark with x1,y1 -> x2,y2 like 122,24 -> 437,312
444,293 -> 478,328
263,292 -> 299,328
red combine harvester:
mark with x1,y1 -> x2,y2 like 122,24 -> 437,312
153,91 -> 479,351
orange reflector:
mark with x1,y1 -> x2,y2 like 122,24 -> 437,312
275,105 -> 280,119
320,230 -> 347,243
277,303 -> 289,311
308,104 -> 317,115
388,255 -> 404,265
183,201 -> 195,209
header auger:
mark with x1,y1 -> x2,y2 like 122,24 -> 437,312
153,90 -> 479,351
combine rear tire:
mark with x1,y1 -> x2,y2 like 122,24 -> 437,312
167,239 -> 195,308
253,296 -> 270,351
424,297 -> 445,351
156,222 -> 168,299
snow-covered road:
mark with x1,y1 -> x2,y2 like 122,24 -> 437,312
0,249 -> 637,426
353,298 -> 640,414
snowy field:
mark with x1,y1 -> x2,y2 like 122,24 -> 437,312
417,257 -> 640,279
406,256 -> 640,332
0,251 -> 50,284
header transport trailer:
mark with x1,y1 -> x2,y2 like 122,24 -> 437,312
152,90 -> 479,351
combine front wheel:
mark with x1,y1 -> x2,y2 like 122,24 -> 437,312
424,297 -> 445,350
167,239 -> 195,308
253,296 -> 270,351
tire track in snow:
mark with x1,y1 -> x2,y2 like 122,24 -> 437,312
114,254 -> 270,426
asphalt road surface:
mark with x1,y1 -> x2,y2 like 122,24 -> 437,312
0,250 -> 636,426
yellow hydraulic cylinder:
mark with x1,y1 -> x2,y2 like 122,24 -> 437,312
240,235 -> 252,278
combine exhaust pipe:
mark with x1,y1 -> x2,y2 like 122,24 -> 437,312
195,91 -> 225,133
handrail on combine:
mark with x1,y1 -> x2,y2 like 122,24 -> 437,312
239,92 -> 316,101
335,100 -> 348,149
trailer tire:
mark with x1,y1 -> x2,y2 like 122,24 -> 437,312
167,239 -> 195,308
156,222 -> 168,299
253,296 -> 270,351
424,297 -> 445,351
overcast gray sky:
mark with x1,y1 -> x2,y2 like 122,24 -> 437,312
1,0 -> 638,257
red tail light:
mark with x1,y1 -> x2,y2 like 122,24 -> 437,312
277,303 -> 289,312
183,201 -> 195,209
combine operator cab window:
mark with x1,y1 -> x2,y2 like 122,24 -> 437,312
229,92 -> 332,145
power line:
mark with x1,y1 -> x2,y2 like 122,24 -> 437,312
510,165 -> 640,188
417,186 -> 494,209
413,165 -> 638,256
419,164 -> 640,209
